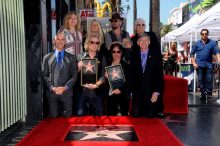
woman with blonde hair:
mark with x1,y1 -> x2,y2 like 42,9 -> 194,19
83,19 -> 108,59
59,11 -> 82,55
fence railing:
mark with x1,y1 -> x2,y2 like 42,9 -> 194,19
0,0 -> 27,133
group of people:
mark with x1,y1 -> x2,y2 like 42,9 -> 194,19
42,11 -> 166,119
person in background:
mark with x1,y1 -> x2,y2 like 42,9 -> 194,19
130,33 -> 164,118
122,37 -> 133,64
131,18 -> 160,53
84,19 -> 108,59
164,43 -> 178,76
42,32 -> 78,118
59,11 -> 82,55
191,28 -> 218,101
105,12 -> 130,50
178,42 -> 190,63
105,42 -> 131,116
76,34 -> 107,116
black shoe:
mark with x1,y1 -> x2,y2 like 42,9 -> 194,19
207,95 -> 212,100
200,95 -> 206,101
157,113 -> 166,119
145,112 -> 156,118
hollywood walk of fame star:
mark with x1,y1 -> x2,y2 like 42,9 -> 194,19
74,129 -> 133,141
84,61 -> 95,73
110,68 -> 121,80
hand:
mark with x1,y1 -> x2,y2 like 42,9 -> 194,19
55,87 -> 66,95
77,61 -> 84,71
151,92 -> 159,103
104,72 -> 109,78
52,87 -> 57,93
112,89 -> 121,95
83,84 -> 98,90
193,63 -> 198,69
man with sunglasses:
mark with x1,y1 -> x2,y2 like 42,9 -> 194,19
76,34 -> 107,116
105,13 -> 131,49
191,29 -> 218,101
131,18 -> 161,53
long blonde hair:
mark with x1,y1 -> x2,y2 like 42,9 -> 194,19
63,11 -> 81,31
87,19 -> 104,44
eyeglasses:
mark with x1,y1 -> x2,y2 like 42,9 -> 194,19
111,19 -> 118,23
201,33 -> 208,36
90,41 -> 100,45
112,51 -> 121,54
136,24 -> 145,26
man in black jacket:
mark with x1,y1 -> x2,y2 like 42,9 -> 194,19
130,33 -> 164,118
42,32 -> 78,118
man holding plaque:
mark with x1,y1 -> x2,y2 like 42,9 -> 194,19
42,32 -> 78,118
105,42 -> 131,116
76,34 -> 107,116
130,33 -> 164,118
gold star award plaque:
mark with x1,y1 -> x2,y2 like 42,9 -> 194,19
81,58 -> 98,85
105,64 -> 125,90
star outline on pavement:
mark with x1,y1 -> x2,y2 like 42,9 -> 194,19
73,129 -> 133,141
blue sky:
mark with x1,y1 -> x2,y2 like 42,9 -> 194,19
99,0 -> 187,34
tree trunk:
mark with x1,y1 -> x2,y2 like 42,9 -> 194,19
149,0 -> 161,44
133,0 -> 137,34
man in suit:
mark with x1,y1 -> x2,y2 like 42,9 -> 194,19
130,33 -> 164,118
42,32 -> 78,118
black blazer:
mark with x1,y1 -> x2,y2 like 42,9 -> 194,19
42,51 -> 78,96
131,46 -> 164,101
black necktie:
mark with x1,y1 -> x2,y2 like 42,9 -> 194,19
57,52 -> 62,69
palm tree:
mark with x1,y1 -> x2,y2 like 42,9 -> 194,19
133,0 -> 137,34
102,0 -> 124,13
149,0 -> 161,44
161,23 -> 173,37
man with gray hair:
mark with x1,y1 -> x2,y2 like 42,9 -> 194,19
42,32 -> 78,118
130,33 -> 164,118
131,18 -> 165,118
131,18 -> 160,52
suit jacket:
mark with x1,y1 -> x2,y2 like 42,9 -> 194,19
131,46 -> 164,101
42,51 -> 78,96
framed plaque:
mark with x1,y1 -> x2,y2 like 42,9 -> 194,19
81,58 -> 98,85
105,64 -> 125,90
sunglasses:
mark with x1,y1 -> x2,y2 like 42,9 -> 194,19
136,24 -> 145,26
111,19 -> 118,23
112,51 -> 121,54
201,33 -> 208,36
90,41 -> 100,45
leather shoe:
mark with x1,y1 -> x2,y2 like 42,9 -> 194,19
207,95 -> 212,100
157,113 -> 166,119
200,95 -> 206,101
145,112 -> 156,118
